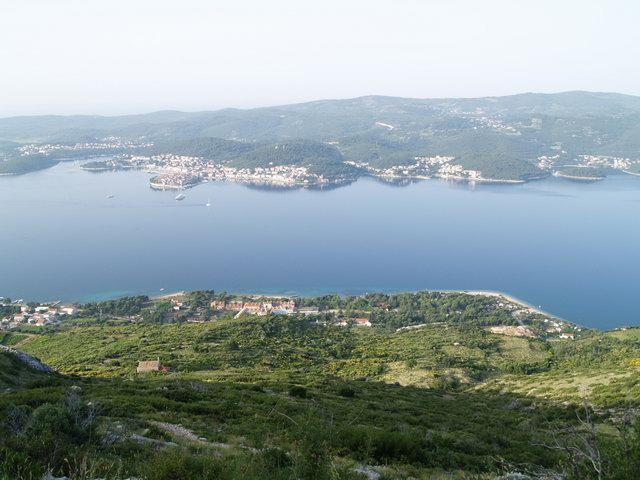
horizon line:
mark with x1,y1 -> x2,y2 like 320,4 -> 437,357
1,89 -> 638,120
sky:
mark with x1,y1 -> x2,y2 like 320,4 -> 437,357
1,0 -> 639,116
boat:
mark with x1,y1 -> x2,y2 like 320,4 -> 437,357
107,194 -> 114,199
205,199 -> 211,207
175,193 -> 185,201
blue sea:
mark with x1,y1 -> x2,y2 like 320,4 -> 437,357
2,161 -> 639,329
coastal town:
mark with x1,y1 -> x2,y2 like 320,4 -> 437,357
11,132 -> 640,188
19,137 -> 152,157
83,143 -> 640,188
538,153 -> 640,180
1,290 -> 581,340
0,298 -> 76,329
345,155 -> 515,183
346,155 -> 455,181
84,152 -> 341,189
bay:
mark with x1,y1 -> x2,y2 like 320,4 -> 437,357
1,161 -> 639,329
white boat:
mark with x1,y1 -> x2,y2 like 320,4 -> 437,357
107,194 -> 114,199
205,199 -> 211,207
175,193 -> 185,201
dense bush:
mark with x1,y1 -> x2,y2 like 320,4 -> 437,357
289,385 -> 308,398
82,295 -> 149,317
0,391 -> 98,478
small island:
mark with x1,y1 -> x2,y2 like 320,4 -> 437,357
80,159 -> 135,171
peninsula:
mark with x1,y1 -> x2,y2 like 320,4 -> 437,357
2,287 -> 638,479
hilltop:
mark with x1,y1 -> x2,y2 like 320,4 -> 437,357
2,91 -> 640,185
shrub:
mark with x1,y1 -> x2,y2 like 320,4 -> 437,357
28,404 -> 71,437
142,450 -> 222,480
289,385 -> 308,398
432,375 -> 461,391
162,387 -> 199,403
2,404 -> 29,436
338,386 -> 356,398
259,446 -> 292,470
291,427 -> 332,480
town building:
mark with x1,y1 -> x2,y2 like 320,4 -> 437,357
136,359 -> 166,373
354,317 -> 372,327
298,307 -> 320,316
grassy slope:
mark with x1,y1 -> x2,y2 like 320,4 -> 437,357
19,318 -> 550,382
0,316 -> 561,478
481,330 -> 640,405
0,351 -> 51,390
20,317 -> 640,407
4,310 -> 640,478
0,372 -> 565,480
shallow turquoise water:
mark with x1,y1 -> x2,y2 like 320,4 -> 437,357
2,162 -> 639,328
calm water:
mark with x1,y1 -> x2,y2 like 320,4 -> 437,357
1,162 -> 640,329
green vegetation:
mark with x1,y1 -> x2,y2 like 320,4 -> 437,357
2,290 -> 640,479
81,159 -> 135,171
554,166 -> 607,179
0,155 -> 59,175
82,295 -> 149,317
17,317 -> 543,380
484,329 -> 640,405
0,374 -> 567,480
150,137 -> 254,160
0,332 -> 26,347
0,304 -> 20,318
228,140 -> 360,180
0,350 -> 52,390
3,92 -> 640,180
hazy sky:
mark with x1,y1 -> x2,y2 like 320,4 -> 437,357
1,0 -> 639,116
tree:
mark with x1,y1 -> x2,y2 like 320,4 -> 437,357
541,403 -> 640,480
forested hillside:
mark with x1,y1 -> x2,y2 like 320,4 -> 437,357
2,92 -> 640,182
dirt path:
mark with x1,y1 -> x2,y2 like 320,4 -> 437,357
149,421 -> 246,451
12,333 -> 36,349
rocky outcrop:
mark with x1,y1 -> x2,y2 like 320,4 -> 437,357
0,345 -> 53,373
488,325 -> 536,338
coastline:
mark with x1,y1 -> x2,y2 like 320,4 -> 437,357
147,172 -> 529,191
553,172 -> 605,182
149,181 -> 195,190
435,174 -> 526,184
461,289 -> 563,320
7,155 -> 639,188
149,177 -> 354,190
145,287 -> 563,322
151,290 -> 187,300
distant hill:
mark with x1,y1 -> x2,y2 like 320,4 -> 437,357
2,91 -> 640,181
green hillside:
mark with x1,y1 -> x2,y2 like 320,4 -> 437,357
18,318 -> 545,380
2,291 -> 640,479
2,92 -> 640,180
0,348 -> 53,391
